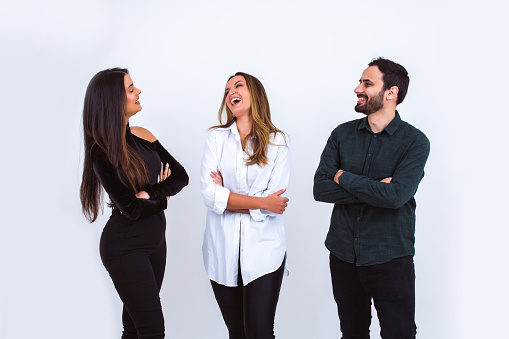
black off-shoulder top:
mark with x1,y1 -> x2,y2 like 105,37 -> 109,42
92,125 -> 189,220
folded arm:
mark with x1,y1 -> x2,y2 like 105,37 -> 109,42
248,137 -> 291,221
93,156 -> 167,220
144,140 -> 189,198
201,131 -> 289,216
337,139 -> 430,209
200,131 -> 231,214
313,132 -> 361,204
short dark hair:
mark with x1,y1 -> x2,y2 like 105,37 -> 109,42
368,57 -> 409,105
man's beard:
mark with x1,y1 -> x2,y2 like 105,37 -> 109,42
355,89 -> 384,115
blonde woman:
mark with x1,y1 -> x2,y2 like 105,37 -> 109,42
201,72 -> 290,339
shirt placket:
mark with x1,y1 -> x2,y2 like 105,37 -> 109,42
235,134 -> 249,282
227,132 -> 241,284
354,132 -> 379,263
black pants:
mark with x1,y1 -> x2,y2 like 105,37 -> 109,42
329,254 -> 416,339
211,257 -> 286,339
100,209 -> 166,339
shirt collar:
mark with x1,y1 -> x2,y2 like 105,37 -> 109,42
384,111 -> 401,135
358,111 -> 402,135
228,121 -> 239,136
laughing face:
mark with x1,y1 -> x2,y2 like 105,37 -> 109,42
354,66 -> 386,115
225,75 -> 251,119
124,74 -> 142,119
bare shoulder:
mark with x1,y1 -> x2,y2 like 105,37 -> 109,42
130,126 -> 157,142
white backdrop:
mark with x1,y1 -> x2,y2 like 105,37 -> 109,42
1,1 -> 507,338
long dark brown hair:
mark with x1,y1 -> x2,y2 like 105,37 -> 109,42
213,72 -> 285,166
80,68 -> 148,222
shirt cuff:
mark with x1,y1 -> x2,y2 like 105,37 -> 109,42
151,191 -> 168,210
249,208 -> 268,221
337,171 -> 355,190
213,185 -> 230,214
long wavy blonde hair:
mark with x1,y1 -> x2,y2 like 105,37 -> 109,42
212,72 -> 285,166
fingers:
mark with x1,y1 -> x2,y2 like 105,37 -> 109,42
136,191 -> 150,199
159,163 -> 171,182
210,170 -> 223,186
271,189 -> 289,203
265,190 -> 290,214
164,163 -> 170,179
272,188 -> 286,196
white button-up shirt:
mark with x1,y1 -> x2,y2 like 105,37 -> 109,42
201,122 -> 290,286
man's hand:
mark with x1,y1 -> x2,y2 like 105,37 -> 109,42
380,177 -> 392,183
334,169 -> 345,184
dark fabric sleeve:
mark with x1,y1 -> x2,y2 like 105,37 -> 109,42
144,140 -> 189,198
93,155 -> 168,220
338,135 -> 430,209
313,129 -> 361,204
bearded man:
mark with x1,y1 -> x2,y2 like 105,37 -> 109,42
313,57 -> 430,339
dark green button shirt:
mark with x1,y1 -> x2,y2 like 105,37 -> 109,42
313,112 -> 430,266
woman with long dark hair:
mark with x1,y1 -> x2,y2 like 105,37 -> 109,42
80,68 -> 188,339
201,72 -> 290,338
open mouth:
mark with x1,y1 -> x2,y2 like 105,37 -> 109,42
357,96 -> 367,105
135,100 -> 140,105
231,97 -> 241,106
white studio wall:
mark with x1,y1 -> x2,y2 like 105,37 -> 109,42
1,1 -> 508,338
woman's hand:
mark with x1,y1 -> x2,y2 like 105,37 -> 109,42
263,189 -> 289,214
159,162 -> 171,182
210,170 -> 223,187
136,191 -> 150,199
159,163 -> 172,200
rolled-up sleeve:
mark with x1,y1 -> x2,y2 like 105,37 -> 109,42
249,202 -> 276,222
200,130 -> 230,214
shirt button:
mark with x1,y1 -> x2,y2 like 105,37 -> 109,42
357,217 -> 361,221
368,154 -> 372,157
355,238 -> 358,241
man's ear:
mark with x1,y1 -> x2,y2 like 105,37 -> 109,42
386,86 -> 399,101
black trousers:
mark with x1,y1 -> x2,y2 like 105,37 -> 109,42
329,254 -> 416,339
100,209 -> 166,339
211,257 -> 286,339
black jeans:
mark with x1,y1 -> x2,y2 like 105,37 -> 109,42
211,257 -> 286,339
100,209 -> 166,339
329,254 -> 416,339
